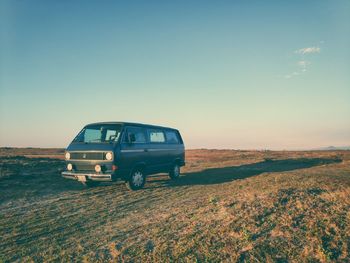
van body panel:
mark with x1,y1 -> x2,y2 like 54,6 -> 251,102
66,143 -> 115,152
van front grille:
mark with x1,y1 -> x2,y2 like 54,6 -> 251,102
74,164 -> 95,172
70,152 -> 105,160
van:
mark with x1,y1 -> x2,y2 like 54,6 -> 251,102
62,122 -> 185,190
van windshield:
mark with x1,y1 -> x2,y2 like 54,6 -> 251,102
72,124 -> 122,143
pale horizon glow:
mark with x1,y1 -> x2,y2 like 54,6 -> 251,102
1,1 -> 349,150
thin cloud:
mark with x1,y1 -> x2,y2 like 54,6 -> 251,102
297,60 -> 311,67
295,47 -> 321,55
285,71 -> 300,79
285,45 -> 321,79
297,60 -> 311,72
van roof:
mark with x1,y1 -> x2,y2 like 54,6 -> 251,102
85,122 -> 179,131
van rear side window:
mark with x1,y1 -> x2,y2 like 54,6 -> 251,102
165,131 -> 180,144
123,127 -> 147,143
149,130 -> 165,143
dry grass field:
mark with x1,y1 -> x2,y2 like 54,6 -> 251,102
0,148 -> 349,262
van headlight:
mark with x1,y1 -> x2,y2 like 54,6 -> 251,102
67,163 -> 73,171
65,152 -> 70,160
105,152 -> 113,161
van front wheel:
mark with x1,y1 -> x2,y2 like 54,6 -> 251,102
127,169 -> 146,190
169,164 -> 180,180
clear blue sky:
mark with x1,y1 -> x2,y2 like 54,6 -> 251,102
1,1 -> 349,149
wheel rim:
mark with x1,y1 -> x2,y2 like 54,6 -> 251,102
132,171 -> 144,187
174,165 -> 180,177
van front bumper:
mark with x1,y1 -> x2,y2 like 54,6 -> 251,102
62,171 -> 112,182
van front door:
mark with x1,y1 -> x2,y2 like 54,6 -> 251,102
119,126 -> 149,174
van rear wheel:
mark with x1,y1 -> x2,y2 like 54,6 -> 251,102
126,168 -> 146,190
169,164 -> 180,180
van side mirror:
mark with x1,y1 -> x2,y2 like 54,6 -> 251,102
128,133 -> 136,143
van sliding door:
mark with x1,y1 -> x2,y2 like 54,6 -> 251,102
147,129 -> 169,173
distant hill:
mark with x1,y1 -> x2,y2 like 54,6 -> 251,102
313,146 -> 350,151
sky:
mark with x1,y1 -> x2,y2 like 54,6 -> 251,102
1,1 -> 349,150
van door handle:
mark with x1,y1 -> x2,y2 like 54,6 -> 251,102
144,149 -> 148,152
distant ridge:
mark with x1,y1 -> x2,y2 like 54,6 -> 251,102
313,146 -> 350,151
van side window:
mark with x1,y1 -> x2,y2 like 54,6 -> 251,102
149,130 -> 165,143
165,131 -> 179,144
123,127 -> 147,143
105,129 -> 120,142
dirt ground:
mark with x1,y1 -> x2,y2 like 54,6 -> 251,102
0,148 -> 349,262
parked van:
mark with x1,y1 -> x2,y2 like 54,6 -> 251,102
62,122 -> 185,190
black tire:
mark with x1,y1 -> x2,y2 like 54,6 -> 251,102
83,181 -> 100,187
126,168 -> 146,190
169,163 -> 180,180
